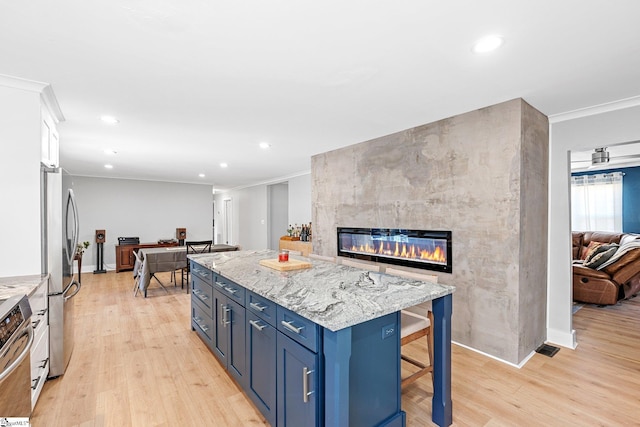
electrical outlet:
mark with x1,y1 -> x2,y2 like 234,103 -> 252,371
381,323 -> 396,339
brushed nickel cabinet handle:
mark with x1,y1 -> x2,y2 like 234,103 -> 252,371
250,302 -> 266,312
249,319 -> 267,331
281,320 -> 304,334
303,367 -> 314,403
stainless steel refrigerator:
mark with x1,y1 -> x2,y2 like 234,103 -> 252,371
41,166 -> 81,378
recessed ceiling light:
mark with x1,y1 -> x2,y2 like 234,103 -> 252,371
259,142 -> 271,149
100,115 -> 119,124
220,163 -> 228,168
103,149 -> 117,155
199,173 -> 205,178
104,164 -> 114,169
472,35 -> 504,53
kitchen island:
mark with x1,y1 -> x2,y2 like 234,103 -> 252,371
189,250 -> 455,427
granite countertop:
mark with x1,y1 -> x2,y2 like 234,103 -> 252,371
0,274 -> 49,304
189,250 -> 455,332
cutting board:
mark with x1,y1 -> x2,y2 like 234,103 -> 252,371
259,258 -> 312,271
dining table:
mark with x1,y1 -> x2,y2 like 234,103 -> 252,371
134,244 -> 240,297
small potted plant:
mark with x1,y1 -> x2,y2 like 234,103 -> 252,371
76,241 -> 90,256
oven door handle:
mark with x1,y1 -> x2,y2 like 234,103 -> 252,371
0,325 -> 34,382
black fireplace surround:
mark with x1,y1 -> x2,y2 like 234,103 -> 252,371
337,227 -> 452,273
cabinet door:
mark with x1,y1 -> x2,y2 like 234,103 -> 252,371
212,289 -> 229,365
246,311 -> 276,426
277,333 -> 319,427
227,299 -> 246,388
116,246 -> 134,271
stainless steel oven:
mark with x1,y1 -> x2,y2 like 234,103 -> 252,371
0,294 -> 33,418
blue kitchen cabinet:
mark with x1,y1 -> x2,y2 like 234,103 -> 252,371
190,261 -> 214,349
245,310 -> 277,426
276,332 -> 320,427
212,287 -> 247,388
323,312 -> 404,427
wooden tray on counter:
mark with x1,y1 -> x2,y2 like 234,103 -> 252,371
259,258 -> 312,271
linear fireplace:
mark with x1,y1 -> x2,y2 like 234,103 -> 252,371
337,227 -> 452,273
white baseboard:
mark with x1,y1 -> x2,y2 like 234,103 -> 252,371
546,328 -> 577,350
80,263 -> 116,273
452,341 -> 535,369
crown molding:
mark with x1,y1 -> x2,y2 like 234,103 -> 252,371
0,73 -> 65,122
220,170 -> 311,193
0,73 -> 48,92
41,85 -> 65,123
549,95 -> 640,124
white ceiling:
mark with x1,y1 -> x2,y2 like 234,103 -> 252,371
2,1 -> 640,189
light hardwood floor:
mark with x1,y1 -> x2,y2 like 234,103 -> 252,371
31,272 -> 640,426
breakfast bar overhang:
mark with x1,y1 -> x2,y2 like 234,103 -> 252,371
189,250 -> 455,426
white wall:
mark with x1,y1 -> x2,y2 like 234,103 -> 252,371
214,172 -> 312,251
269,183 -> 288,249
547,99 -> 640,348
0,85 -> 44,276
70,176 -> 213,271
288,174 -> 311,226
235,185 -> 269,250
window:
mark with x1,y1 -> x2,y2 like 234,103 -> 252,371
571,172 -> 623,232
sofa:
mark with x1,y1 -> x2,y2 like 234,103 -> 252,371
572,231 -> 640,305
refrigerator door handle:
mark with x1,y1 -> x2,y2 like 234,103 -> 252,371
63,280 -> 81,302
65,189 -> 80,267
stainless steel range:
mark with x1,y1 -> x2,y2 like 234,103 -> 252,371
0,294 -> 33,418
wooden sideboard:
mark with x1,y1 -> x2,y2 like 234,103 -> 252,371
115,242 -> 179,272
278,239 -> 312,256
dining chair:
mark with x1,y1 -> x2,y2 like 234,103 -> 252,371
132,249 -> 143,297
181,240 -> 213,289
385,267 -> 438,388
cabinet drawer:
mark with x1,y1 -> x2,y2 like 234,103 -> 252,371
246,291 -> 276,326
31,308 -> 48,338
190,262 -> 213,284
191,276 -> 213,310
29,280 -> 49,341
213,274 -> 245,306
192,298 -> 214,346
276,306 -> 319,353
30,328 -> 49,408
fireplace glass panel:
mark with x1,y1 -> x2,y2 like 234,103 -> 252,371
337,228 -> 452,273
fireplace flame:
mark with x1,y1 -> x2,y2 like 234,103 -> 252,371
350,241 -> 446,264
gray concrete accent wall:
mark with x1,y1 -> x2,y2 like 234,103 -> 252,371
311,98 -> 548,364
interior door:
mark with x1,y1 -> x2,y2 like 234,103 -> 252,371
223,198 -> 232,245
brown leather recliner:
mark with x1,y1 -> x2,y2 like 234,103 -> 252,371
572,231 -> 640,305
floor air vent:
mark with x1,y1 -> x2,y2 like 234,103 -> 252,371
535,343 -> 560,357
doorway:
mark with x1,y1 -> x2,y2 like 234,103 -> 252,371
268,183 -> 288,250
548,100 -> 640,350
223,198 -> 232,245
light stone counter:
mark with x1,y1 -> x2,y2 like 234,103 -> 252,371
189,249 -> 455,331
0,274 -> 49,303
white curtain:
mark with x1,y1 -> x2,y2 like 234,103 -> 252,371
571,172 -> 623,232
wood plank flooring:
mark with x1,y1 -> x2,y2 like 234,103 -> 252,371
31,272 -> 640,426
